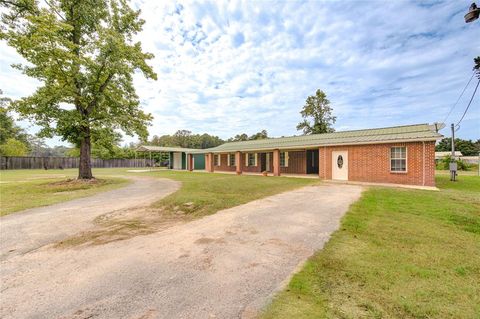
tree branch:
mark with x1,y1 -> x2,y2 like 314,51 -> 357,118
87,72 -> 114,113
43,0 -> 67,21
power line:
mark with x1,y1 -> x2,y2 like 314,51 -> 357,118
443,71 -> 476,124
455,78 -> 479,127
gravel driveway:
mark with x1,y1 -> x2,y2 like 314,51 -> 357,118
0,183 -> 362,319
0,176 -> 180,260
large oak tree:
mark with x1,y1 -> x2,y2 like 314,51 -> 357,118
1,0 -> 156,178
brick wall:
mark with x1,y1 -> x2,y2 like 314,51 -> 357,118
209,141 -> 436,186
215,152 -> 272,173
319,142 -> 436,186
214,153 -> 236,172
242,153 -> 262,173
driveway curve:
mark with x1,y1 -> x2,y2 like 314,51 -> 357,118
0,176 -> 180,260
0,183 -> 362,319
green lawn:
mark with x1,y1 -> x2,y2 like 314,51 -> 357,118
0,169 -> 129,216
147,170 -> 320,218
0,168 -> 319,222
261,174 -> 480,319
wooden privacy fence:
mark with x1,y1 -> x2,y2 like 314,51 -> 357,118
0,156 -> 155,170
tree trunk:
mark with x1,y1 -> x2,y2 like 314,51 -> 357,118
78,128 -> 93,179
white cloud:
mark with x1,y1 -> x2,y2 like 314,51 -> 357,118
1,0 -> 479,146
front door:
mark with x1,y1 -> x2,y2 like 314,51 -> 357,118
260,153 -> 267,172
306,150 -> 319,174
332,151 -> 348,180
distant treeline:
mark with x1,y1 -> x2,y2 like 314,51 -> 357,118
148,129 -> 270,149
435,138 -> 480,156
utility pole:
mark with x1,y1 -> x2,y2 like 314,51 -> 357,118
451,123 -> 455,158
450,124 -> 457,181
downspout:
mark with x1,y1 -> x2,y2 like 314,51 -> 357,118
422,141 -> 425,186
324,146 -> 327,179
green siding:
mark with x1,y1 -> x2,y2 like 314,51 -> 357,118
193,154 -> 206,170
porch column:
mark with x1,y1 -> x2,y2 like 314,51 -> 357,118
318,147 -> 323,179
273,149 -> 281,176
206,153 -> 214,172
235,151 -> 242,174
187,154 -> 193,171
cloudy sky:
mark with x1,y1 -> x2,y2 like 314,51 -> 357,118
1,0 -> 479,146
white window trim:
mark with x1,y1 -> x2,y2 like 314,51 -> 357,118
246,153 -> 257,167
390,146 -> 408,173
214,154 -> 220,166
280,151 -> 289,167
228,153 -> 235,167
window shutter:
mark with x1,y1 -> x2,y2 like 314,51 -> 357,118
227,154 -> 230,166
254,153 -> 258,166
218,154 -> 221,166
285,152 -> 289,167
245,153 -> 249,166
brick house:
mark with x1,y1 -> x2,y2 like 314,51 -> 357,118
185,124 -> 443,187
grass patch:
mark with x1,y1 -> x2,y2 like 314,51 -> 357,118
0,170 -> 129,216
261,174 -> 480,319
148,171 -> 320,218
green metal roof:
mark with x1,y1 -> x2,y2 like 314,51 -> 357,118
206,123 -> 443,153
136,146 -> 200,153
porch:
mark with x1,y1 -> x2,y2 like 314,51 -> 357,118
203,149 -> 322,177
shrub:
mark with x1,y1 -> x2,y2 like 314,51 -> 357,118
436,155 -> 470,171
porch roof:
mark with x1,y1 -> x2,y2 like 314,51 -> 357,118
206,123 -> 443,153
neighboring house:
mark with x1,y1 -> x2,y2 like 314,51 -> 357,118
462,156 -> 480,164
141,123 -> 443,187
434,151 -> 479,165
435,151 -> 463,160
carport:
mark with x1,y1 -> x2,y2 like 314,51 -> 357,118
136,146 -> 206,171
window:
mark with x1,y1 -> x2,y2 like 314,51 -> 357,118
280,152 -> 288,167
229,153 -> 236,166
337,155 -> 344,169
214,154 -> 220,166
248,153 -> 256,166
390,147 -> 406,172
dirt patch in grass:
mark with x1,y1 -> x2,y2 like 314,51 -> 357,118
46,178 -> 107,188
55,205 -> 192,248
